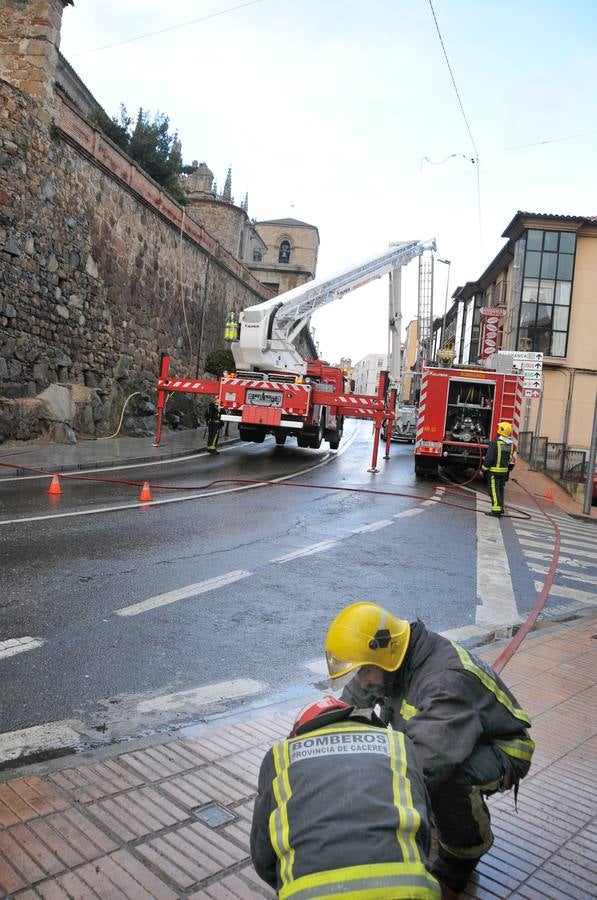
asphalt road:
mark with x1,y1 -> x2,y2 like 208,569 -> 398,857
1,421 -> 591,759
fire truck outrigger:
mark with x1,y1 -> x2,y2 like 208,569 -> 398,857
154,239 -> 435,472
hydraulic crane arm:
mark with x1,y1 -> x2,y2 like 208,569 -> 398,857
233,238 -> 436,374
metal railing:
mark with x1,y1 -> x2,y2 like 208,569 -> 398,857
529,436 -> 548,470
545,442 -> 565,476
561,448 -> 588,485
518,431 -> 533,461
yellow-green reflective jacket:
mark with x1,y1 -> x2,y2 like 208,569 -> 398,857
250,712 -> 440,899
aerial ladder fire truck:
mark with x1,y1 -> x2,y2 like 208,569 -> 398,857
154,238 -> 435,471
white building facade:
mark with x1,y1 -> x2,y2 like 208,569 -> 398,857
352,353 -> 388,395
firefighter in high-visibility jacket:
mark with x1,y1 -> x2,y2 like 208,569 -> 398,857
325,602 -> 535,896
204,400 -> 222,453
482,421 -> 515,517
251,695 -> 441,899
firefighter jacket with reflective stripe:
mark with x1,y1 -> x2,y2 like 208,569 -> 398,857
204,401 -> 221,425
482,436 -> 514,474
250,710 -> 440,899
342,623 -> 534,790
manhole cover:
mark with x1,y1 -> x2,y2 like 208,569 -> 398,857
192,803 -> 236,827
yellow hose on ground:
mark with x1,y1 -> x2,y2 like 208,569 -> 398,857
97,391 -> 141,440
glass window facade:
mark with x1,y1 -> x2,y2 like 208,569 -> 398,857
515,229 -> 576,357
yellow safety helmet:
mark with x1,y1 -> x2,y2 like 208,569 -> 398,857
497,421 -> 513,437
325,602 -> 411,679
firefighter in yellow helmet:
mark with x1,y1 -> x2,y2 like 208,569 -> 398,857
250,695 -> 441,898
482,421 -> 515,517
325,602 -> 534,896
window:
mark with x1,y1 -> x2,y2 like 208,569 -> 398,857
278,240 -> 291,263
514,230 -> 576,358
253,250 -> 263,262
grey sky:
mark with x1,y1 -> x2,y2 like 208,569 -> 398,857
60,0 -> 597,364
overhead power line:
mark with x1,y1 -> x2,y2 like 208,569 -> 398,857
427,0 -> 482,257
74,0 -> 264,56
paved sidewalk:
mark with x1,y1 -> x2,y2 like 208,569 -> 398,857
0,616 -> 595,899
0,428 -> 238,477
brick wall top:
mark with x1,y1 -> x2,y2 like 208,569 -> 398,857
54,91 -> 271,301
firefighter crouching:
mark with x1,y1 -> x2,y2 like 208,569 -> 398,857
204,400 -> 222,454
482,421 -> 515,517
251,695 -> 441,899
325,602 -> 535,896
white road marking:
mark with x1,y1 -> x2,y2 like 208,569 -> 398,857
475,493 -> 520,628
393,508 -> 424,518
0,720 -> 82,765
137,679 -> 264,713
515,527 -> 596,547
0,445 -> 352,527
0,637 -> 45,660
351,520 -> 394,534
523,549 -> 596,569
534,580 -> 597,604
116,570 -> 251,617
271,541 -> 338,563
529,564 -> 597,586
520,538 -> 597,560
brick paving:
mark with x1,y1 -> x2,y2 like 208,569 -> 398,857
0,621 -> 595,898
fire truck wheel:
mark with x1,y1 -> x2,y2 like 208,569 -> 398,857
297,434 -> 311,448
275,433 -> 287,445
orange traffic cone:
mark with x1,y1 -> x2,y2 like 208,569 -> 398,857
545,488 -> 554,501
48,474 -> 62,495
139,481 -> 152,502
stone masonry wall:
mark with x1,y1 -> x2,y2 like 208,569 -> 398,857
0,78 -> 270,441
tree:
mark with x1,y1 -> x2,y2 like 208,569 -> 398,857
89,104 -> 188,205
204,349 -> 235,378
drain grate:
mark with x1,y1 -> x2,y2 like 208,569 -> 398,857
192,802 -> 236,827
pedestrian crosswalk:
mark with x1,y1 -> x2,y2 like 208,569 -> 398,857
510,509 -> 597,620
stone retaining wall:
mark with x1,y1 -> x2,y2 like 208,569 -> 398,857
0,77 -> 270,442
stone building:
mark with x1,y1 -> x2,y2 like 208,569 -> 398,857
0,1 -> 319,443
248,218 -> 320,295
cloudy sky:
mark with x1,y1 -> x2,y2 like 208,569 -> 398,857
60,0 -> 597,365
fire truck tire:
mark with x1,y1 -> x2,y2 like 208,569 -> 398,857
274,433 -> 287,445
329,437 -> 340,450
239,425 -> 266,443
297,434 -> 311,448
415,459 -> 438,478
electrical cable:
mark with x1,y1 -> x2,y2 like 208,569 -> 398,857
73,0 -> 264,56
427,0 -> 482,255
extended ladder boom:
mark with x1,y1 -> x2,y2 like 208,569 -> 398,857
233,238 -> 436,373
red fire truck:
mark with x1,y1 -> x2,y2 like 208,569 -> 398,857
154,239 -> 436,471
414,365 -> 523,477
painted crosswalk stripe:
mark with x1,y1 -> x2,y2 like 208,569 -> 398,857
523,549 -> 597,569
137,679 -> 264,714
351,520 -> 394,534
271,541 -> 338,563
515,526 -> 596,547
116,570 -> 252,617
519,538 -> 597,560
529,564 -> 597,586
0,637 -> 45,660
534,580 -> 597,604
0,720 -> 81,765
